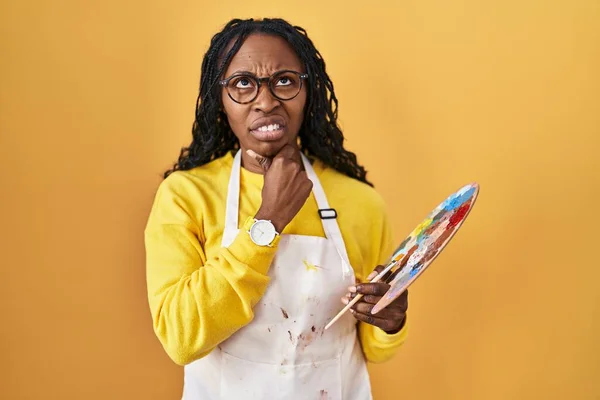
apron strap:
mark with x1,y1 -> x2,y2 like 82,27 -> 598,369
301,153 -> 353,276
222,150 -> 354,276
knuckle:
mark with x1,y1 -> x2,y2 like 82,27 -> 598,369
357,284 -> 371,294
364,295 -> 377,304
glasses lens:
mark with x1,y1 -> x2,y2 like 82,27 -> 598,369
270,71 -> 302,100
226,75 -> 258,103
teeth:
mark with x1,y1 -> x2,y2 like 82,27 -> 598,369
257,124 -> 280,132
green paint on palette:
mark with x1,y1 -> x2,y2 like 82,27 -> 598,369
371,182 -> 480,315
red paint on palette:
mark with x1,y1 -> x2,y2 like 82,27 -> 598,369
370,183 -> 480,315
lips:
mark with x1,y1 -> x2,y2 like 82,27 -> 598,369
249,116 -> 286,131
249,116 -> 287,142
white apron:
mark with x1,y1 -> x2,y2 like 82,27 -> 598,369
182,150 -> 372,400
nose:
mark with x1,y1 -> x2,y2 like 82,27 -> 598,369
253,83 -> 280,113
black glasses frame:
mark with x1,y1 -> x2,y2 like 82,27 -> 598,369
218,70 -> 309,104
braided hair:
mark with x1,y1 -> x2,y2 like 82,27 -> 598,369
164,17 -> 372,186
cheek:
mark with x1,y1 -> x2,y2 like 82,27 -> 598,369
222,100 -> 246,129
290,92 -> 307,124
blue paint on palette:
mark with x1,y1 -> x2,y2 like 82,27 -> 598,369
373,182 -> 480,315
443,186 -> 476,211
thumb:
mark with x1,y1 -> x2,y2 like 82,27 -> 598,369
366,265 -> 389,281
246,149 -> 272,171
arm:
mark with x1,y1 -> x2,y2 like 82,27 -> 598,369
144,176 -> 278,366
146,145 -> 312,366
357,205 -> 409,364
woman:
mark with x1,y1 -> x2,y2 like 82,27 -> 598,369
145,17 -> 409,400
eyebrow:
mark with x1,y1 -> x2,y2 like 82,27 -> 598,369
225,68 -> 302,77
228,69 -> 256,76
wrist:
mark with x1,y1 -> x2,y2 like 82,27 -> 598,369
255,208 -> 287,233
384,315 -> 406,335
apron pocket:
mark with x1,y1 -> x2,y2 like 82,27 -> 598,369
278,357 -> 342,400
220,351 -> 280,400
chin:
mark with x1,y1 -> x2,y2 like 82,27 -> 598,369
249,137 -> 295,157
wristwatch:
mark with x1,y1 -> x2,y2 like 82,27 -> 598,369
243,216 -> 281,247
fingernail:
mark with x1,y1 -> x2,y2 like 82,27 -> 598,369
341,297 -> 348,305
348,286 -> 356,293
367,271 -> 377,280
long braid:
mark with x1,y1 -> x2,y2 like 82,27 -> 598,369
164,18 -> 372,187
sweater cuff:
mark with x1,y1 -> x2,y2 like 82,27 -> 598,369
225,230 -> 279,275
372,316 -> 409,344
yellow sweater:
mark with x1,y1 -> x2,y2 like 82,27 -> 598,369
144,151 -> 408,366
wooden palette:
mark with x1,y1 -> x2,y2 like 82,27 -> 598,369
370,182 -> 480,314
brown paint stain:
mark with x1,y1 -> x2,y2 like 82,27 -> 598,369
280,308 -> 289,319
268,327 -> 271,332
307,296 -> 320,305
297,331 -> 318,350
288,330 -> 293,343
311,325 -> 316,332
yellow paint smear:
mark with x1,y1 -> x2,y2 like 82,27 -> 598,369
303,260 -> 318,272
413,217 -> 433,237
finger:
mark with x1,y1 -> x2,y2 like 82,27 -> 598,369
366,264 -> 392,281
352,301 -> 375,315
343,293 -> 406,320
275,144 -> 302,164
350,282 -> 390,296
359,294 -> 382,304
246,149 -> 272,170
348,293 -> 382,304
350,309 -> 397,331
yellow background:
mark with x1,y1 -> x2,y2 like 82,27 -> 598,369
1,0 -> 599,399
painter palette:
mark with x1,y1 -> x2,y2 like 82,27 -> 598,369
370,182 -> 480,315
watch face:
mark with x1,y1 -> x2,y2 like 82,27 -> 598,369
250,220 -> 276,246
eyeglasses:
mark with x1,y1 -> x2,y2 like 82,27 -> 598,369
219,70 -> 309,104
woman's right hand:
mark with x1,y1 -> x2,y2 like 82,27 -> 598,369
247,145 -> 313,233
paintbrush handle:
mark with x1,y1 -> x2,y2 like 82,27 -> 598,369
324,294 -> 364,330
324,260 -> 399,331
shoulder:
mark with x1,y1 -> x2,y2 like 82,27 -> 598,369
148,153 -> 233,224
313,158 -> 394,273
155,153 -> 233,200
314,158 -> 388,212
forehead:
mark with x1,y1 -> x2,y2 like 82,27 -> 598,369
223,33 -> 304,76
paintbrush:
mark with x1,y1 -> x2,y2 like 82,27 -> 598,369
324,258 -> 401,330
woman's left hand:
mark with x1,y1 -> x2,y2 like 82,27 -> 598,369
342,265 -> 408,333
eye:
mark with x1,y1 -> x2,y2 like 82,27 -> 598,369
233,77 -> 255,89
275,75 -> 295,86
